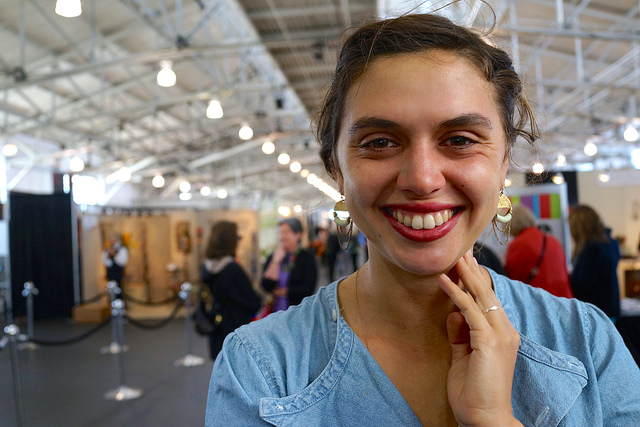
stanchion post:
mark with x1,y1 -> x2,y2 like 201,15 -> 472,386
174,282 -> 205,367
19,282 -> 39,351
100,281 -> 128,354
104,298 -> 142,401
3,324 -> 26,426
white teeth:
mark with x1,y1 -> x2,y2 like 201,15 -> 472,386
434,212 -> 443,226
423,214 -> 436,229
391,209 -> 454,229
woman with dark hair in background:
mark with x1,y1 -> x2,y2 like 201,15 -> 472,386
201,220 -> 261,360
569,205 -> 621,320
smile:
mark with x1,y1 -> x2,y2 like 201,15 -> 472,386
391,208 -> 458,230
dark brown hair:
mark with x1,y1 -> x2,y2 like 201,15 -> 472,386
205,221 -> 238,259
315,13 -> 540,181
568,205 -> 608,259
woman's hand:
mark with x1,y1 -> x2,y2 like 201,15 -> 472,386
271,246 -> 287,264
438,249 -> 522,427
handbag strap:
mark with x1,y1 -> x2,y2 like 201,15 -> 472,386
525,234 -> 547,283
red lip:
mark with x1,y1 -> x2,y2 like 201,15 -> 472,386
382,208 -> 462,242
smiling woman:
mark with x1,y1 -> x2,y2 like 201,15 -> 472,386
205,13 -> 640,426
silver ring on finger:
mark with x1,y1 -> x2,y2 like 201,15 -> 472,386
483,305 -> 500,315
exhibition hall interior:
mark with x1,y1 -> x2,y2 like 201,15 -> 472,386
1,0 -> 640,425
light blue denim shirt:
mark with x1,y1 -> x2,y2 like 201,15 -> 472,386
205,270 -> 640,426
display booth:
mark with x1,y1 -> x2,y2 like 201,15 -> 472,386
80,208 -> 261,310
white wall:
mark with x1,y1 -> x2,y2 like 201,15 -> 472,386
576,170 -> 640,257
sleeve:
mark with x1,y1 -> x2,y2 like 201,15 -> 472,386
585,305 -> 640,423
504,238 -> 530,283
205,333 -> 273,426
101,249 -> 113,268
261,254 -> 277,293
229,264 -> 263,313
288,250 -> 317,305
113,247 -> 129,267
570,243 -> 617,316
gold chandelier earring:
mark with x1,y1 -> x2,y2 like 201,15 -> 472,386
333,199 -> 353,250
492,190 -> 512,245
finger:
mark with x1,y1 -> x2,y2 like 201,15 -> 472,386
456,253 -> 502,319
439,273 -> 488,332
446,311 -> 471,356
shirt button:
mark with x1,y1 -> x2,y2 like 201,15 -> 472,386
332,309 -> 337,322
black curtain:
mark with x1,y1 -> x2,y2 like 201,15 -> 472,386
10,192 -> 75,318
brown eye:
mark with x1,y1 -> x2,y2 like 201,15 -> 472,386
447,135 -> 477,147
363,138 -> 395,149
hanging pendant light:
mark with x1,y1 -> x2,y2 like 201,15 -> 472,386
157,60 -> 176,87
55,0 -> 82,18
206,100 -> 223,119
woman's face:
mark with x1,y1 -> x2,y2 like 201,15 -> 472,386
335,51 -> 509,277
280,224 -> 301,253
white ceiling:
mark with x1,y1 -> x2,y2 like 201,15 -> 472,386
1,0 -> 639,209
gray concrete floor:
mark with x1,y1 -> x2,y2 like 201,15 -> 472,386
0,315 -> 213,427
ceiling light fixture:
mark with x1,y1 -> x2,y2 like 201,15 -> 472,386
532,162 -> 544,174
289,161 -> 301,173
238,123 -> 253,140
152,175 -> 165,188
262,141 -> 275,154
556,154 -> 566,167
55,0 -> 82,17
179,192 -> 192,201
277,153 -> 290,165
598,172 -> 610,183
278,206 -> 292,217
69,156 -> 85,172
157,60 -> 176,87
504,178 -> 512,187
300,169 -> 310,178
179,181 -> 191,193
206,100 -> 223,119
552,173 -> 565,185
623,125 -> 639,142
216,189 -> 228,199
200,186 -> 211,196
3,143 -> 18,157
584,141 -> 598,156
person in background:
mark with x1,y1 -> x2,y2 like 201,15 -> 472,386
102,232 -> 129,289
261,217 -> 317,311
201,220 -> 262,360
504,204 -> 573,298
569,205 -> 621,320
473,242 -> 506,275
206,13 -> 640,425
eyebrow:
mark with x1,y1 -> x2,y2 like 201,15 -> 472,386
347,117 -> 399,137
347,113 -> 493,137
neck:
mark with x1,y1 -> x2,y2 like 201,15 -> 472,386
355,259 -> 456,341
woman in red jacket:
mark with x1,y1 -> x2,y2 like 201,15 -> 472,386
505,204 -> 573,298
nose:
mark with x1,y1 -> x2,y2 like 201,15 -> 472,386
396,142 -> 446,197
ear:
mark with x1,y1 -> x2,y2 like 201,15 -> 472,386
500,149 -> 510,187
334,169 -> 344,195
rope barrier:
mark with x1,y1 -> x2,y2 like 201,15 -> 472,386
28,317 -> 112,346
124,300 -> 183,330
121,292 -> 180,306
36,289 -> 108,306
